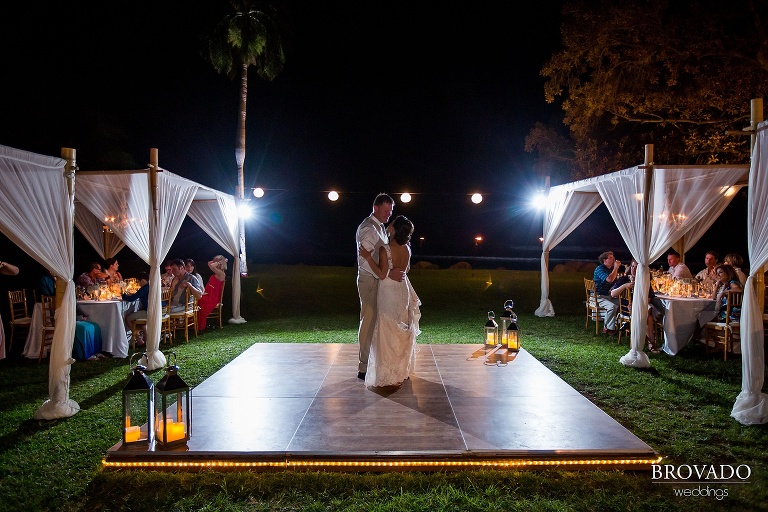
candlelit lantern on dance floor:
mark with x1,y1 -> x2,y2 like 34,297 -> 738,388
122,353 -> 154,445
154,352 -> 191,449
484,311 -> 498,347
499,300 -> 514,344
502,303 -> 520,352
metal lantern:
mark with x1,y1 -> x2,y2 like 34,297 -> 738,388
122,352 -> 154,445
154,352 -> 191,449
484,311 -> 498,347
499,300 -> 514,343
503,307 -> 520,352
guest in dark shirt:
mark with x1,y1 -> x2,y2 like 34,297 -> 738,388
123,272 -> 150,345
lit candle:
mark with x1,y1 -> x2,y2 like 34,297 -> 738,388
158,419 -> 186,442
125,425 -> 140,443
486,332 -> 496,345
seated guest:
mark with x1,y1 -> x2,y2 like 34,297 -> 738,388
168,258 -> 203,312
74,306 -> 104,360
723,253 -> 747,286
76,271 -> 93,288
0,260 -> 20,276
593,251 -> 622,335
695,250 -> 719,289
89,262 -> 108,283
161,260 -> 174,287
197,255 -> 227,331
610,260 -> 661,353
666,249 -> 692,279
37,271 -> 56,299
185,259 -> 204,289
712,264 -> 743,320
103,257 -> 123,284
123,272 -> 150,345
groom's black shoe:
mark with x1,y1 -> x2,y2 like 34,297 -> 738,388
357,372 -> 366,380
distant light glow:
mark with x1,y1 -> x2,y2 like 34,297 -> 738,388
237,202 -> 253,219
328,191 -> 339,201
474,236 -> 483,243
252,187 -> 265,198
531,192 -> 547,210
471,193 -> 483,204
400,192 -> 411,203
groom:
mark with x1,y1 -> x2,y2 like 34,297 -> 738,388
355,193 -> 403,380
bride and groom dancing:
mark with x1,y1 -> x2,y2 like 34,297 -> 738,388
356,193 -> 422,388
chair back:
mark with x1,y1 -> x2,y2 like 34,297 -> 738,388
725,290 -> 743,324
8,290 -> 29,320
41,295 -> 56,328
161,287 -> 172,316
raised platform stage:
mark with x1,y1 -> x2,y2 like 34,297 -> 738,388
104,343 -> 660,472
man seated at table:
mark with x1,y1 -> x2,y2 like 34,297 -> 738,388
695,250 -> 719,291
593,251 -> 622,335
168,259 -> 203,313
667,249 -> 692,279
123,271 -> 149,346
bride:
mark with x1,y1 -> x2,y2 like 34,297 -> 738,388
358,215 -> 422,388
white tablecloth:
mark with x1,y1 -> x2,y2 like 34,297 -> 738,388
22,300 -> 140,359
22,303 -> 45,359
659,296 -> 717,355
77,300 -> 138,358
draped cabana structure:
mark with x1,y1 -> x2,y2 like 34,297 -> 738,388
534,153 -> 748,332
0,144 -> 248,422
0,145 -> 79,419
731,119 -> 768,425
76,148 -> 246,370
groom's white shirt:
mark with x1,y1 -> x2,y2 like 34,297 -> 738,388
356,215 -> 388,278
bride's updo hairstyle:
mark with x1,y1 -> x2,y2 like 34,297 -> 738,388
392,215 -> 414,246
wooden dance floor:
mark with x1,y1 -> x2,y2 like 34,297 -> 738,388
104,343 -> 659,472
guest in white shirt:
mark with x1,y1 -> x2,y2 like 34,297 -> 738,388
723,253 -> 747,286
666,249 -> 692,279
695,250 -> 719,288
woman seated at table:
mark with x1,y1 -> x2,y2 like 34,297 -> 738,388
712,264 -> 743,320
610,260 -> 661,353
197,255 -> 227,332
88,262 -> 108,284
103,257 -> 123,284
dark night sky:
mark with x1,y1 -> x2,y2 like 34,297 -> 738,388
0,1 -> 746,272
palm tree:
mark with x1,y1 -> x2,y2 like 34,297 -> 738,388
202,0 -> 287,276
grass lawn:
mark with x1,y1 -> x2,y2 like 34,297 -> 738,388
0,265 -> 766,511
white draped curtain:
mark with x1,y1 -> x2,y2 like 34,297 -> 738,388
0,145 -> 78,419
594,165 -> 749,368
187,191 -> 245,323
77,170 -> 199,370
732,120 -> 768,425
535,187 -> 603,317
74,202 -> 126,259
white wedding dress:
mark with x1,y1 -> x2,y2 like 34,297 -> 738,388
365,245 -> 422,387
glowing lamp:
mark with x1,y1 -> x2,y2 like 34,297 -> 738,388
499,300 -> 514,344
121,353 -> 154,446
328,191 -> 339,201
484,311 -> 498,347
503,304 -> 520,352
154,352 -> 191,449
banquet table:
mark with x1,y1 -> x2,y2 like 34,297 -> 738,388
23,299 -> 140,360
77,300 -> 138,358
658,295 -> 717,355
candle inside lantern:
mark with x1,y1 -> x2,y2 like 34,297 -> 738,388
125,425 -> 141,443
486,332 -> 496,345
158,419 -> 185,442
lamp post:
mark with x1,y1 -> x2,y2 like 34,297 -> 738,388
122,353 -> 154,446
